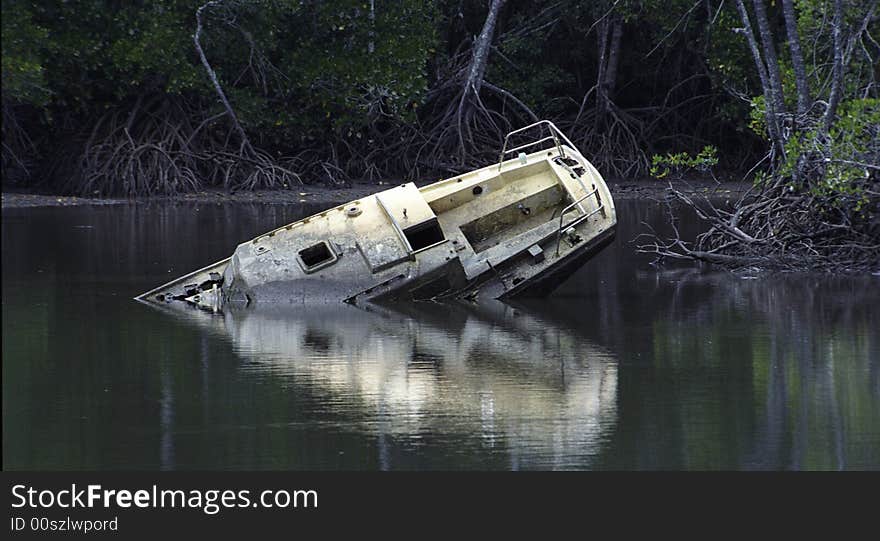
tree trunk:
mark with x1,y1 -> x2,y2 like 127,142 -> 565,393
734,0 -> 784,152
781,0 -> 811,116
595,16 -> 622,127
605,18 -> 623,99
464,0 -> 506,97
824,0 -> 846,132
368,0 -> 375,55
751,0 -> 787,139
194,0 -> 254,156
595,18 -> 610,124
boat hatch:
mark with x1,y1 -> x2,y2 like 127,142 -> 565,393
297,241 -> 338,273
358,182 -> 446,273
403,219 -> 445,251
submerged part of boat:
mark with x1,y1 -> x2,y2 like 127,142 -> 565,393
136,121 -> 616,309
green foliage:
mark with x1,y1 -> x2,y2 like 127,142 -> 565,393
489,1 -> 575,116
277,0 -> 437,133
10,0 -> 210,113
1,0 -> 435,126
747,95 -> 769,139
781,98 -> 879,212
492,31 -> 574,116
705,5 -> 754,95
751,169 -> 770,188
650,145 -> 719,179
1,0 -> 49,105
1,0 -> 876,197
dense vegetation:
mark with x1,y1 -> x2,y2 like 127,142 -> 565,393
2,0 -> 878,269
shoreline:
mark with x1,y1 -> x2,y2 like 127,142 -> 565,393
1,178 -> 751,209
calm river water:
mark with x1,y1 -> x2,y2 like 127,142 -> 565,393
3,198 -> 878,470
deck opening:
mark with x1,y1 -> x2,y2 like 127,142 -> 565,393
403,219 -> 445,251
297,241 -> 337,272
461,184 -> 564,253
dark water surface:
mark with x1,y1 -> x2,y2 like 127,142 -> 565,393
3,199 -> 878,470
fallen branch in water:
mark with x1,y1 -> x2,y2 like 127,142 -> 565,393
637,175 -> 880,273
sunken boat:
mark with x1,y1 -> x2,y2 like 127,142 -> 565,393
136,121 -> 617,310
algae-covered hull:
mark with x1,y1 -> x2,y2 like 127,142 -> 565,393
136,121 -> 617,310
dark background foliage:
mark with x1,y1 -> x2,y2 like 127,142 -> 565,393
2,0 -> 877,198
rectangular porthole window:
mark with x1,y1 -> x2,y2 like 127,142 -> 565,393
297,241 -> 338,273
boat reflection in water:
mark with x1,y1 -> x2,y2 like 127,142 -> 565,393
168,300 -> 618,469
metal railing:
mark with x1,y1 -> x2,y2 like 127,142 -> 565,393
555,190 -> 605,256
499,120 -> 595,215
497,120 -> 582,170
498,120 -> 606,256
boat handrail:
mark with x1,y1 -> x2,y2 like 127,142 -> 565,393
499,120 -> 594,215
498,120 -> 580,171
555,189 -> 604,256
